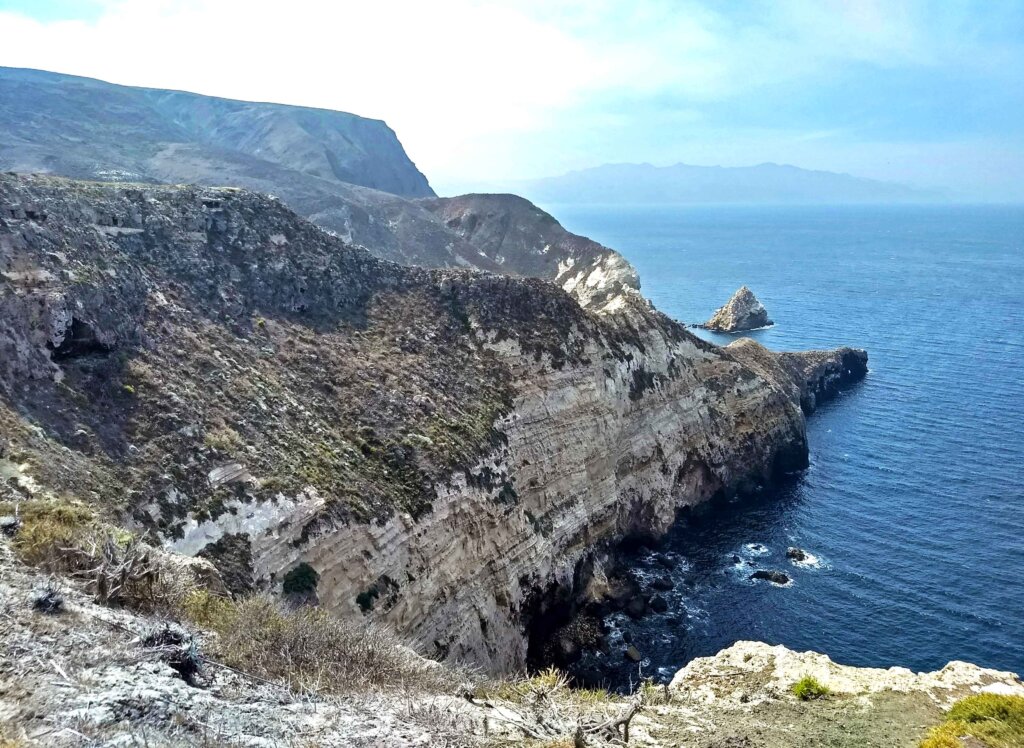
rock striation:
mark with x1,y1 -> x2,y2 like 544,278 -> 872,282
701,285 -> 773,332
0,174 -> 866,674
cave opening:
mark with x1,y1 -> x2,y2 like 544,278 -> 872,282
48,318 -> 111,361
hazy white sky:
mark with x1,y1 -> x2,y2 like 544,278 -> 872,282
1,0 -> 1022,198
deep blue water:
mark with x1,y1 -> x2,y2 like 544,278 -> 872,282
547,203 -> 1024,686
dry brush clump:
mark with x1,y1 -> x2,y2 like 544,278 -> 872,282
920,693 -> 1024,748
1,499 -> 200,613
468,666 -> 644,746
181,591 -> 466,696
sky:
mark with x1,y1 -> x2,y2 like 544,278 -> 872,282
1,0 -> 1022,199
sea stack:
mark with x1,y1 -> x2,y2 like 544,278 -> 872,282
702,286 -> 773,333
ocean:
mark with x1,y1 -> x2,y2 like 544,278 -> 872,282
545,203 -> 1024,688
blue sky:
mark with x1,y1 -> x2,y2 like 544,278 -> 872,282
1,0 -> 1022,199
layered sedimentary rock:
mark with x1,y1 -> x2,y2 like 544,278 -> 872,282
701,285 -> 773,332
0,175 -> 865,673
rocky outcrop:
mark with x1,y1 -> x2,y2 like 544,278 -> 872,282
701,285 -> 772,332
0,174 -> 865,674
671,640 -> 1024,704
726,338 -> 867,415
419,194 -> 641,311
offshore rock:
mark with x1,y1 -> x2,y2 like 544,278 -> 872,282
702,286 -> 773,332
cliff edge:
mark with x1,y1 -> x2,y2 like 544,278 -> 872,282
0,174 -> 865,676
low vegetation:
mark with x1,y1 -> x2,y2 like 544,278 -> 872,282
0,499 -> 180,611
920,694 -> 1024,748
180,590 -> 463,695
792,675 -> 830,700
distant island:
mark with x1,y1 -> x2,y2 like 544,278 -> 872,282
504,162 -> 941,205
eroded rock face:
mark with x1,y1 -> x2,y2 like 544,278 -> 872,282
0,174 -> 865,673
671,640 -> 1024,704
419,194 -> 641,312
702,286 -> 773,332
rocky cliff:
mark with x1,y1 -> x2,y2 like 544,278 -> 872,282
0,66 -> 434,198
0,174 -> 865,674
420,194 -> 641,311
701,285 -> 773,332
0,67 -> 644,306
3,535 -> 1019,747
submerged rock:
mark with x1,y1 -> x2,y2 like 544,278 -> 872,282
750,570 -> 791,585
701,286 -> 773,332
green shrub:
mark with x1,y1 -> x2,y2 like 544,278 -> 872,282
792,675 -> 830,701
920,694 -> 1024,748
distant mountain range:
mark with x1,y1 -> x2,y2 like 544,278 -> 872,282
505,162 -> 942,205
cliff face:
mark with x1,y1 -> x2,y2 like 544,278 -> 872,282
0,66 -> 434,199
0,175 -> 865,673
4,542 -> 1019,748
0,67 -> 643,302
419,194 -> 641,311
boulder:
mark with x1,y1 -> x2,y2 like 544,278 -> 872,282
750,570 -> 791,585
786,547 -> 808,562
625,645 -> 642,662
626,596 -> 648,619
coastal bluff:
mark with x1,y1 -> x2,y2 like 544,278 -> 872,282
0,174 -> 866,675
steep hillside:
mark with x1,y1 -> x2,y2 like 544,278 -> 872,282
421,194 -> 640,311
0,174 -> 865,674
0,67 -> 646,305
0,66 -> 433,198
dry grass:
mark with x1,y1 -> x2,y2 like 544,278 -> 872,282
2,499 -> 192,612
181,591 -> 465,695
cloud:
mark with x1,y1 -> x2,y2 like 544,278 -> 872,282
1,0 -> 1021,197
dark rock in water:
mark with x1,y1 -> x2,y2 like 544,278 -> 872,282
700,286 -> 772,333
652,553 -> 677,569
626,596 -> 648,619
650,595 -> 669,613
625,645 -> 642,662
650,575 -> 675,591
786,547 -> 808,562
731,554 -> 742,564
750,570 -> 791,585
622,630 -> 633,644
